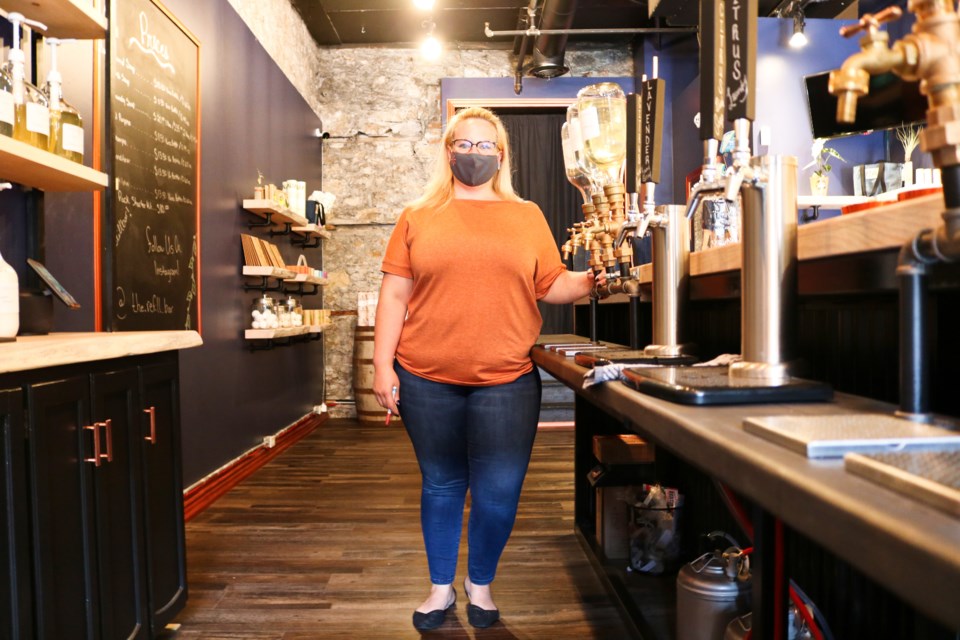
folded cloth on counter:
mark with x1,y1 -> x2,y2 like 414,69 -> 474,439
693,353 -> 741,367
582,363 -> 656,389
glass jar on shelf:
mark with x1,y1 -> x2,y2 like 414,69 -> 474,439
251,295 -> 277,330
282,295 -> 303,327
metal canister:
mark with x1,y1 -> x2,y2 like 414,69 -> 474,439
676,547 -> 752,640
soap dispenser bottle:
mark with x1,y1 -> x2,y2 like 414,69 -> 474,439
45,38 -> 83,163
6,12 -> 50,150
0,247 -> 19,341
0,42 -> 13,137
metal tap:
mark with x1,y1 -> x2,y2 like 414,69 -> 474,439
828,2 -> 960,167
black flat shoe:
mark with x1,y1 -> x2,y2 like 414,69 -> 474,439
466,603 -> 500,629
412,587 -> 456,631
463,579 -> 500,629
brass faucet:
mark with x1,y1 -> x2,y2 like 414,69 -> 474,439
828,1 -> 960,167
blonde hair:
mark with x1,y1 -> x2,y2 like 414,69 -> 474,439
407,107 -> 524,212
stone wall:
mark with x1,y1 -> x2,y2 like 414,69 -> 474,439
227,1 -> 633,416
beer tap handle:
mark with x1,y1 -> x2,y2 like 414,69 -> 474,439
839,6 -> 903,39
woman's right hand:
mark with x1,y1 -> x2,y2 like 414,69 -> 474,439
373,367 -> 401,416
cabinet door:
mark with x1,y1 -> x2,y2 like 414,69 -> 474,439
90,369 -> 150,640
0,387 -> 31,640
139,360 -> 187,633
27,376 -> 97,640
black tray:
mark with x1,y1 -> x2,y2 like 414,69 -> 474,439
621,366 -> 833,406
575,350 -> 698,368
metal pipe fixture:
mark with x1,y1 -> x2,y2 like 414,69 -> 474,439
828,1 -> 960,420
530,0 -> 577,78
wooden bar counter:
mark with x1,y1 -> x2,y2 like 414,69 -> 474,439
548,194 -> 960,637
533,341 -> 960,632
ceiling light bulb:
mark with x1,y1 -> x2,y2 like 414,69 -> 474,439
421,35 -> 442,59
789,11 -> 807,49
413,0 -> 434,9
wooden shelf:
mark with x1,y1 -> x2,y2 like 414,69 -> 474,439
1,0 -> 107,39
0,135 -> 107,192
242,199 -> 309,227
308,324 -> 331,334
291,224 -> 331,239
242,265 -> 296,279
244,326 -> 309,340
283,273 -> 327,286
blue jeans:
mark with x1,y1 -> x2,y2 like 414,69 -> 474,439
395,362 -> 541,586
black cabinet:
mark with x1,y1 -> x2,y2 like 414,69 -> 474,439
139,361 -> 187,634
2,352 -> 186,640
1,387 -> 31,640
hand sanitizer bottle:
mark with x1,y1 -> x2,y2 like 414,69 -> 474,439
0,247 -> 19,341
45,38 -> 84,163
6,13 -> 50,150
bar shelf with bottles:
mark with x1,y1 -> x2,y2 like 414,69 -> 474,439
1,0 -> 107,38
0,8 -> 105,192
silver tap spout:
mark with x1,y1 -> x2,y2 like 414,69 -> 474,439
685,180 -> 727,220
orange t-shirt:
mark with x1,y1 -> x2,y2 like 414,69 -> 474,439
381,199 -> 566,386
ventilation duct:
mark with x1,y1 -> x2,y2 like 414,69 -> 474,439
529,0 -> 577,78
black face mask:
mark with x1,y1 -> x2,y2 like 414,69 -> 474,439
450,152 -> 499,187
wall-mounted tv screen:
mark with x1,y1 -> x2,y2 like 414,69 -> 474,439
804,71 -> 927,139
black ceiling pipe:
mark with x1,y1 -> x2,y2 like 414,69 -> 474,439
529,0 -> 578,78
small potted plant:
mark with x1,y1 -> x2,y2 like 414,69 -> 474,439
896,124 -> 922,187
804,138 -> 845,196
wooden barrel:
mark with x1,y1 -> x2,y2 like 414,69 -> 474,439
352,326 -> 400,425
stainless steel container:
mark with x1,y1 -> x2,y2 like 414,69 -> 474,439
677,549 -> 752,640
730,154 -> 798,383
644,204 -> 690,357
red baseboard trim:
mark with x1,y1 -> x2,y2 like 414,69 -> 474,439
183,412 -> 328,522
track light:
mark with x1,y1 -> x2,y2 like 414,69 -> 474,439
789,7 -> 808,48
420,18 -> 442,59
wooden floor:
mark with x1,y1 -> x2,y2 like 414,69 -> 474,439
164,419 -> 633,639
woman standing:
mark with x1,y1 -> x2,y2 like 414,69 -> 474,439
373,107 -> 601,631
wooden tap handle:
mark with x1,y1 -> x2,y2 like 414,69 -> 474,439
839,6 -> 903,38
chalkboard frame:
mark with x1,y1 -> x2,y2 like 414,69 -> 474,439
105,0 -> 201,333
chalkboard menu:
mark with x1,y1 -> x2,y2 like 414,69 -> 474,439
108,0 -> 200,331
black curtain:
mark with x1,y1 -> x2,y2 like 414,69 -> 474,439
499,111 -> 581,335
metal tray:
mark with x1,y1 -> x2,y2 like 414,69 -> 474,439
845,450 -> 960,518
622,365 -> 832,406
743,413 -> 960,458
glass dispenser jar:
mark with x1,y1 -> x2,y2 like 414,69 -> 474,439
251,295 -> 277,330
279,295 -> 302,328
576,82 -> 627,188
45,38 -> 84,163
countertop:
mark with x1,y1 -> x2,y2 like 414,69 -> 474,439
533,334 -> 960,629
0,331 -> 203,374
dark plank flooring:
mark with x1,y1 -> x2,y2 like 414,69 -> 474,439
164,419 -> 633,639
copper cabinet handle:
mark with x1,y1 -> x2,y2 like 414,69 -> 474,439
84,424 -> 102,467
144,406 -> 157,444
97,419 -> 113,462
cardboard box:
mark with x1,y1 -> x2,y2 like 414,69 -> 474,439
592,434 -> 655,465
595,486 -> 631,559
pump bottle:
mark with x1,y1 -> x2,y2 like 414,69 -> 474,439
5,12 -> 50,150
45,39 -> 84,163
0,44 -> 13,137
